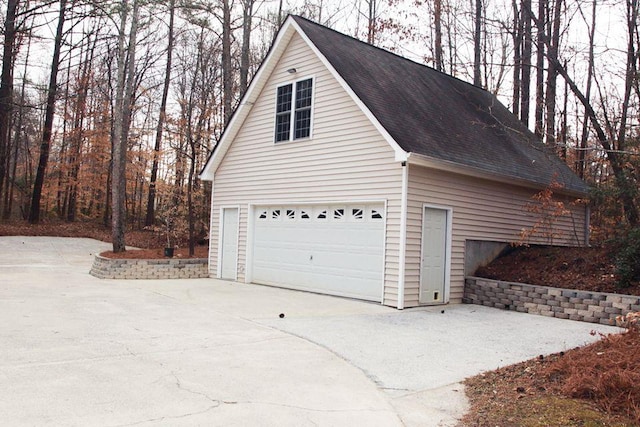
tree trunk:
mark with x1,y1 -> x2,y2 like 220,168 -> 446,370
520,0 -> 532,126
544,0 -> 562,148
473,0 -> 482,86
511,0 -> 522,117
111,0 -> 139,252
367,0 -> 377,44
29,0 -> 67,224
0,0 -> 19,210
239,0 -> 253,96
534,0 -> 546,138
434,0 -> 443,72
559,61 -> 568,159
145,0 -> 175,227
67,30 -> 96,222
616,0 -> 638,154
576,0 -> 596,178
3,22 -> 32,220
222,0 -> 232,125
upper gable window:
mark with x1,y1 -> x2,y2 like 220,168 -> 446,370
275,78 -> 313,143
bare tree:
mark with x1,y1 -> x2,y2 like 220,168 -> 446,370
544,0 -> 562,148
473,0 -> 482,86
576,0 -> 596,178
145,0 -> 175,227
520,0 -> 532,125
29,0 -> 67,224
111,0 -> 140,252
530,5 -> 639,226
239,0 -> 254,96
434,0 -> 444,71
0,0 -> 20,209
367,0 -> 379,44
221,0 -> 233,125
534,0 -> 546,138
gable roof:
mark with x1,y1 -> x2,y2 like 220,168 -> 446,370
202,15 -> 588,195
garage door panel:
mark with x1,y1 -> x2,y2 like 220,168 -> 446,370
252,204 -> 384,301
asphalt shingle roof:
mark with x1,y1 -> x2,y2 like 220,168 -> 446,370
293,16 -> 589,194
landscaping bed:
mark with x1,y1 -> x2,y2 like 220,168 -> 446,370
460,325 -> 640,426
475,245 -> 640,296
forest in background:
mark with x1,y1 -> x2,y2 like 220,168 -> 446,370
0,0 -> 638,260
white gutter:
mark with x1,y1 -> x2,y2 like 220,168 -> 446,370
397,161 -> 408,310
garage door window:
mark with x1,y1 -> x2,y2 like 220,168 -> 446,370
257,206 -> 384,223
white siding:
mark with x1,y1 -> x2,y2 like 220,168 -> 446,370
405,164 -> 587,306
210,34 -> 403,306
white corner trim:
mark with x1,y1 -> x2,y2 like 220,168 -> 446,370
397,163 -> 409,309
207,178 -> 216,276
291,19 -> 408,162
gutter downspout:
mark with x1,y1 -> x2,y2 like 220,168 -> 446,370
397,161 -> 408,309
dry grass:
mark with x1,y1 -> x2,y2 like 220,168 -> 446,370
544,328 -> 640,423
461,324 -> 640,426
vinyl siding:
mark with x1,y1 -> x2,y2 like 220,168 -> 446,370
405,164 -> 587,306
210,34 -> 403,306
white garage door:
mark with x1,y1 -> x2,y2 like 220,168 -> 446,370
252,204 -> 385,301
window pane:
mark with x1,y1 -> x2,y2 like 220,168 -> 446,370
275,84 -> 292,142
293,79 -> 312,140
275,113 -> 291,142
295,79 -> 313,109
276,85 -> 292,113
294,109 -> 311,139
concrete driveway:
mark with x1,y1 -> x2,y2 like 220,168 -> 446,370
0,236 -> 619,426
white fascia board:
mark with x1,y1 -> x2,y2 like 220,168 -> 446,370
406,152 -> 587,198
291,19 -> 408,163
200,18 -> 299,181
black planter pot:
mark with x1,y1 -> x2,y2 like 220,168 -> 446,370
164,247 -> 175,258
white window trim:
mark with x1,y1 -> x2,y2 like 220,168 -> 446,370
274,75 -> 315,144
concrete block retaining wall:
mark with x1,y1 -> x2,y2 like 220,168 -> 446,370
90,255 -> 209,279
464,277 -> 640,326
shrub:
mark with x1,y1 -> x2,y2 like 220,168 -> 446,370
613,227 -> 640,288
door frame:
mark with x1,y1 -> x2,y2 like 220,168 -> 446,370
418,204 -> 452,304
217,205 -> 240,280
